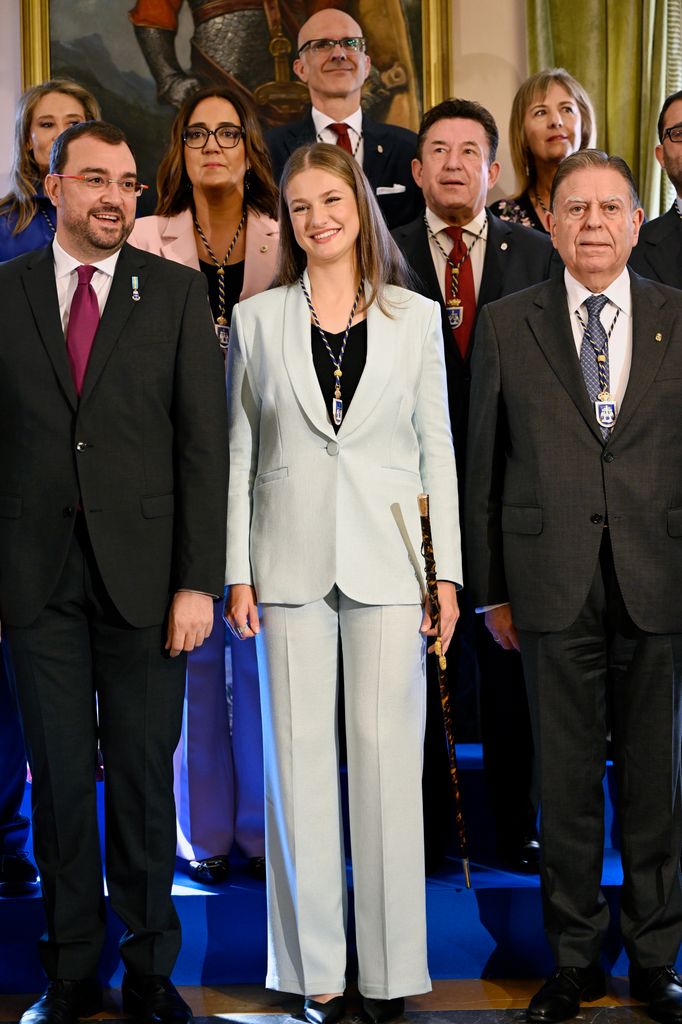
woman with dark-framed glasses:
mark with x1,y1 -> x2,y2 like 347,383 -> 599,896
130,85 -> 278,887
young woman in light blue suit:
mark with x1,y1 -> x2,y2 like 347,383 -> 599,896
226,144 -> 462,1024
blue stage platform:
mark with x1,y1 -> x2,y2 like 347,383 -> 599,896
0,745 -> 673,994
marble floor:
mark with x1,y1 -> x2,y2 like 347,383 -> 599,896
0,979 -> 652,1024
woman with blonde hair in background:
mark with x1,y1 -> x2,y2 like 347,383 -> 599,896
0,78 -> 100,260
490,67 -> 596,232
226,142 -> 461,1024
130,83 -> 278,885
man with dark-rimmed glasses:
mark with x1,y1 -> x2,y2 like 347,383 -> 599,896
265,6 -> 423,229
0,120 -> 227,1024
630,90 -> 682,288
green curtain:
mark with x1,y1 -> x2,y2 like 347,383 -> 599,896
526,0 -> 671,217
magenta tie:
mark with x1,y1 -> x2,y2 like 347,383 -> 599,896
66,265 -> 99,394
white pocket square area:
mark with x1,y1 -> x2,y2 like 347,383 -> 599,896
376,184 -> 407,195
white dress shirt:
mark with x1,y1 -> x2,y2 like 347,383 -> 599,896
424,206 -> 488,303
311,105 -> 365,166
53,237 -> 120,332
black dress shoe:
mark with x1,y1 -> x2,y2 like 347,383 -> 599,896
362,997 -> 405,1023
498,837 -> 540,874
19,979 -> 102,1024
186,856 -> 229,884
248,856 -> 266,880
0,852 -> 40,896
527,965 -> 606,1023
121,973 -> 193,1024
303,996 -> 345,1024
630,966 -> 682,1024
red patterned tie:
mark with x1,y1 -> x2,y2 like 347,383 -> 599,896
444,226 -> 476,358
66,265 -> 99,394
329,122 -> 353,154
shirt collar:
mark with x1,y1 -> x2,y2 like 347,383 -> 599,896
675,196 -> 682,218
52,236 -> 121,280
311,104 -> 363,137
425,206 -> 488,241
564,266 -> 632,318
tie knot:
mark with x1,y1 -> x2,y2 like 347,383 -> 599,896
76,265 -> 96,286
585,293 -> 608,319
445,225 -> 463,244
329,122 -> 350,139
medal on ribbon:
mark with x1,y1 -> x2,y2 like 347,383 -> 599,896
447,298 -> 463,330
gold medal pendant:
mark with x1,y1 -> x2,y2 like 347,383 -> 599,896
332,368 -> 343,426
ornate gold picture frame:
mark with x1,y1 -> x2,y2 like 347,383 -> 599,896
20,0 -> 451,213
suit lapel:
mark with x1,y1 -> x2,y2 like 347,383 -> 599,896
80,244 -> 147,405
477,214 -> 510,312
159,210 -> 200,270
21,246 -> 78,411
337,298 -> 394,439
612,272 -> 672,437
281,272 -> 334,438
527,277 -> 603,441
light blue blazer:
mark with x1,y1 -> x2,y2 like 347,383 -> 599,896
226,274 -> 462,606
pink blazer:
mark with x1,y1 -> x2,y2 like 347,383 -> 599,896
129,208 -> 279,299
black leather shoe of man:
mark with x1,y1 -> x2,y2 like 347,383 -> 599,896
362,997 -> 405,1024
248,856 -> 266,881
19,978 -> 102,1024
0,852 -> 40,896
186,856 -> 229,884
527,966 -> 606,1023
630,966 -> 682,1024
303,996 -> 345,1024
121,973 -> 193,1024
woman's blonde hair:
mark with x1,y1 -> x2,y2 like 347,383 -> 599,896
0,79 -> 101,233
509,68 -> 596,195
274,143 -> 412,313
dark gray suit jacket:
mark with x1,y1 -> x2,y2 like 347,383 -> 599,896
465,270 -> 682,634
392,211 -> 558,478
265,110 -> 423,229
629,205 -> 682,288
0,242 -> 228,627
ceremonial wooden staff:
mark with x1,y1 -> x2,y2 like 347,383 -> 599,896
417,493 -> 471,888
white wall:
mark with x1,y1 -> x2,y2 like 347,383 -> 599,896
0,0 -> 23,194
0,0 -> 529,198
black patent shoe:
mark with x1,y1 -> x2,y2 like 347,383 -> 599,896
187,855 -> 229,884
248,856 -> 266,880
0,851 -> 40,896
19,979 -> 102,1024
121,973 -> 193,1024
527,965 -> 606,1023
362,997 -> 405,1024
630,966 -> 682,1024
303,996 -> 345,1024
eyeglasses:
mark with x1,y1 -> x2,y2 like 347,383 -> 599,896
662,123 -> 682,144
51,173 -> 148,197
183,124 -> 245,149
297,36 -> 366,56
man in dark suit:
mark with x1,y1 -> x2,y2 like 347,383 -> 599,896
265,6 -> 422,230
466,149 -> 682,1024
629,89 -> 682,287
393,97 -> 557,873
0,121 -> 228,1024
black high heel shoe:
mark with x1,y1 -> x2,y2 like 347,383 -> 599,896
362,997 -> 405,1024
303,996 -> 346,1024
